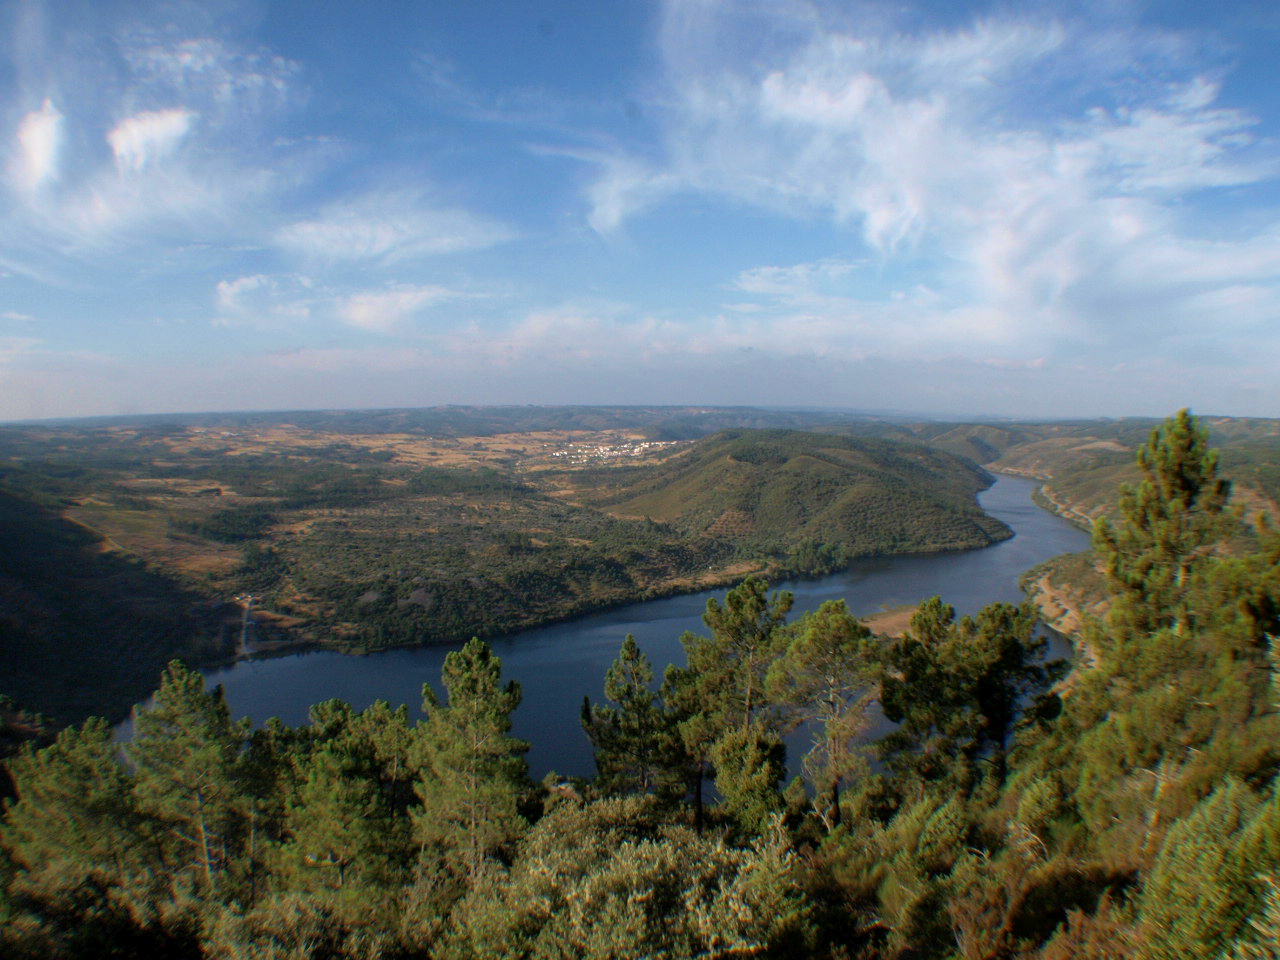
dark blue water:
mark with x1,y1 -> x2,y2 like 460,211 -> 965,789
137,474 -> 1090,777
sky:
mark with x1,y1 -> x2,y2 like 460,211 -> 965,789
1,0 -> 1279,422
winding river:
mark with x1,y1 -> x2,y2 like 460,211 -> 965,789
152,474 -> 1092,778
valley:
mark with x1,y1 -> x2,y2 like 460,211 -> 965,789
3,405 -> 1279,728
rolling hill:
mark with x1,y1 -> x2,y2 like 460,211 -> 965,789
582,430 -> 1012,561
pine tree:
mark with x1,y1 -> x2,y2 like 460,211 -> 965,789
878,596 -> 977,789
411,638 -> 529,884
766,599 -> 874,829
953,600 -> 1060,785
1093,409 -> 1231,638
664,577 -> 793,830
699,575 -> 794,731
128,660 -> 250,897
581,634 -> 679,798
276,741 -> 402,898
877,598 -> 1059,792
711,723 -> 787,835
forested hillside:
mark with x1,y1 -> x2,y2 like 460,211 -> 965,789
875,415 -> 1280,530
0,419 -> 1006,726
580,430 -> 1009,570
3,411 -> 1278,958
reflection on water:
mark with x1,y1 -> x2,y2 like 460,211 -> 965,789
143,474 -> 1093,778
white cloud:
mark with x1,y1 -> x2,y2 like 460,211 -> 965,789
108,108 -> 197,172
583,156 -> 679,235
339,285 -> 453,333
0,24 -> 305,280
734,259 -> 859,296
580,0 -> 1280,368
10,99 -> 62,194
214,274 -> 315,328
277,191 -> 515,263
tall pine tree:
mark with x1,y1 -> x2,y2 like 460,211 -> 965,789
128,660 -> 250,898
411,638 -> 529,884
581,634 -> 679,798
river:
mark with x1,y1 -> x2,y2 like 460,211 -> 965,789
140,473 -> 1092,778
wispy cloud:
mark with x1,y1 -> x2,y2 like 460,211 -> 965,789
0,18 -> 304,278
339,285 -> 454,333
215,274 -> 315,329
578,0 -> 1280,369
277,191 -> 515,264
117,35 -> 299,125
0,335 -> 41,364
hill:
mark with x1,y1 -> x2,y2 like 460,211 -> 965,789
580,430 -> 1010,567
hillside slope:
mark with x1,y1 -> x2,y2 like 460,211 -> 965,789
586,430 -> 1011,561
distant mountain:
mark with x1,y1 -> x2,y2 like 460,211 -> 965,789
20,404 -> 897,439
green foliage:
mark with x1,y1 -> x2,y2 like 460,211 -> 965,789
1138,779 -> 1265,960
878,597 -> 1057,792
274,742 -> 401,896
175,505 -> 277,543
1225,875 -> 1280,960
711,725 -> 787,836
5,408 -> 1280,958
599,429 -> 1012,561
1,718 -> 170,954
663,576 -> 794,829
699,575 -> 794,731
128,661 -> 251,899
439,798 -> 814,959
784,536 -> 849,576
767,599 -> 874,829
1093,408 -> 1232,638
412,638 -> 530,883
201,891 -> 394,960
581,635 -> 680,798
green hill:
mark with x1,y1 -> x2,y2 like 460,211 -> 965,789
590,430 -> 1012,563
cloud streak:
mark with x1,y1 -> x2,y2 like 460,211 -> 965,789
339,285 -> 453,333
276,192 -> 515,264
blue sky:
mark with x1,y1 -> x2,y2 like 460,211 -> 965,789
2,0 -> 1279,421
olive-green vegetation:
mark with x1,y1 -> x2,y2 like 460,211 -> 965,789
581,429 -> 1011,572
880,415 -> 1280,530
0,413 -> 1009,726
4,410 -> 1277,958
